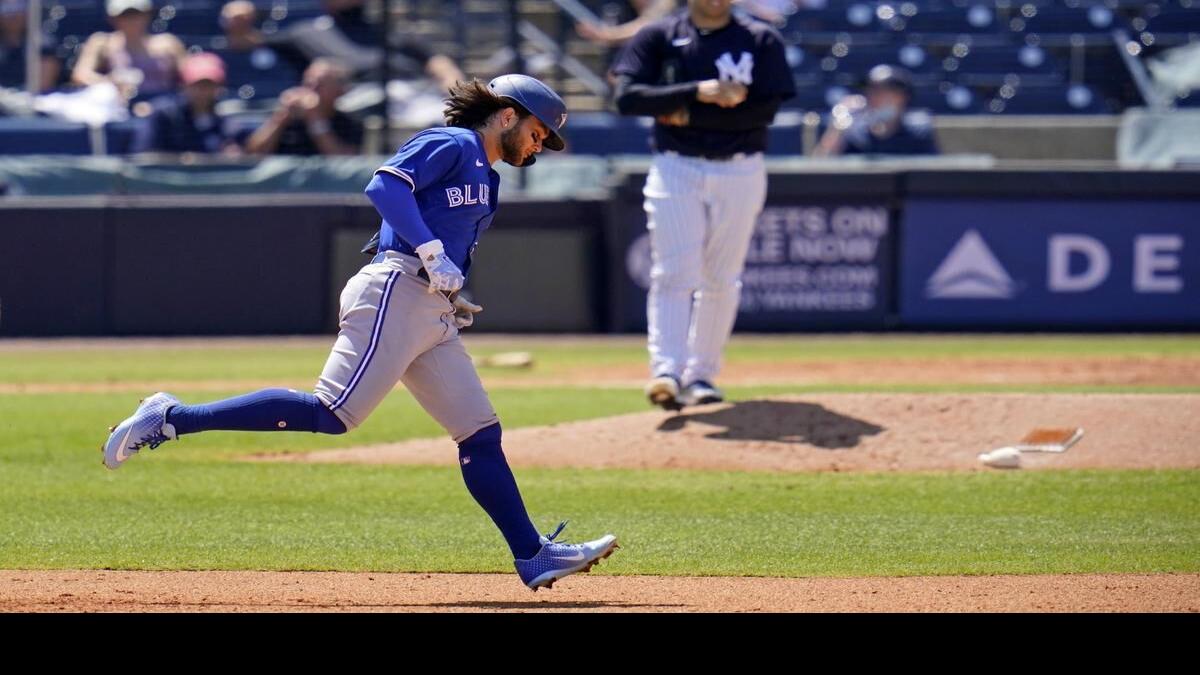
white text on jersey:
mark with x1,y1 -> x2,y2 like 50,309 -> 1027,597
446,184 -> 490,207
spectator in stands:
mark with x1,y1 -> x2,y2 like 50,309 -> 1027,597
322,0 -> 379,47
220,0 -> 264,52
576,1 -> 677,47
576,0 -> 800,44
268,0 -> 464,92
244,57 -> 362,155
814,64 -> 940,157
0,0 -> 60,92
578,1 -> 793,86
132,52 -> 241,155
215,1 -> 300,102
71,0 -> 186,103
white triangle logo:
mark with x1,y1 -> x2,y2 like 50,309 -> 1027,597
925,229 -> 1018,299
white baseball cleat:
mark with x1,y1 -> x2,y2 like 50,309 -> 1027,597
679,380 -> 724,406
514,521 -> 619,591
101,392 -> 179,470
644,374 -> 682,411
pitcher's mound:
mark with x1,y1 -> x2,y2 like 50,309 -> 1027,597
248,393 -> 1200,472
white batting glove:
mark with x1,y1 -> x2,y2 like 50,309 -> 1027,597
415,239 -> 464,294
451,295 -> 483,329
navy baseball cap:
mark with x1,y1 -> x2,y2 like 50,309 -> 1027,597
865,64 -> 914,96
488,74 -> 567,151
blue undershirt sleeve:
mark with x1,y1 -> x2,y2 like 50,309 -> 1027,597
364,173 -> 437,249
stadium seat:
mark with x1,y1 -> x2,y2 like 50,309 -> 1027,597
45,1 -> 108,39
766,118 -> 805,156
103,117 -> 146,154
782,83 -> 836,112
911,83 -> 986,113
831,44 -> 942,76
785,6 -> 880,34
1176,90 -> 1200,107
215,46 -> 301,102
901,6 -> 999,34
262,0 -> 326,26
0,116 -> 92,154
1142,8 -> 1200,34
985,83 -> 1108,113
1015,6 -> 1122,34
946,44 -> 1062,74
554,112 -> 654,155
160,11 -> 222,37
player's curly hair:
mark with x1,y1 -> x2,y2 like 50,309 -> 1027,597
443,79 -> 532,130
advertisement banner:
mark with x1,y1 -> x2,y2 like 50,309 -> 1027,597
612,198 -> 894,331
900,199 -> 1200,326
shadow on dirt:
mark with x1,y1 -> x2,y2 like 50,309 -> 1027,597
106,600 -> 686,611
425,600 -> 688,610
656,399 -> 884,449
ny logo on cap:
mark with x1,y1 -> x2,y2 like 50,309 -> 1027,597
557,112 -> 567,129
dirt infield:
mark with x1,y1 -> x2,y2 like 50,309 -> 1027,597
3,354 -> 1199,394
2,571 -> 1195,612
249,393 -> 1200,473
555,355 -> 1200,388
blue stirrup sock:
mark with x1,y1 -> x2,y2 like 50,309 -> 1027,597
165,388 -> 347,435
458,423 -> 542,561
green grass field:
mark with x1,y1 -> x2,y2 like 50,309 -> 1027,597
1,335 -> 1197,577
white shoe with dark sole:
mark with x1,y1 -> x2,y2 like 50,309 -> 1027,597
644,375 -> 682,411
680,380 -> 724,406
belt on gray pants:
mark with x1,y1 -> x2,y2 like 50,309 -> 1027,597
371,251 -> 456,300
371,251 -> 430,281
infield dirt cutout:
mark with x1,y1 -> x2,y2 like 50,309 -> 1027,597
249,393 -> 1200,473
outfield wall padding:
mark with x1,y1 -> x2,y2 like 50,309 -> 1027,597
0,195 -> 606,336
2,168 -> 1200,336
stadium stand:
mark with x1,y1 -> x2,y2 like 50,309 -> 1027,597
1,0 -> 1198,155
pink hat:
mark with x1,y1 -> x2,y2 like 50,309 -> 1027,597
180,52 -> 226,85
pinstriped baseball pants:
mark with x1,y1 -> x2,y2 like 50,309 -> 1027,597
643,151 -> 767,384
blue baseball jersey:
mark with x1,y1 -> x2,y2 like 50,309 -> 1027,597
373,127 -> 500,274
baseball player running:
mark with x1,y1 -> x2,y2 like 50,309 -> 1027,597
101,75 -> 618,591
612,0 -> 795,410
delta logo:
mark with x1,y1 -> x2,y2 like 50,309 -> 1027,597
924,228 -> 1187,300
925,229 -> 1020,300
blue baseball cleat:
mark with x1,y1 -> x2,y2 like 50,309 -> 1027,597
102,392 -> 180,470
514,521 -> 619,591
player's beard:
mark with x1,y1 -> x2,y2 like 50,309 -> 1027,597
499,124 -> 529,166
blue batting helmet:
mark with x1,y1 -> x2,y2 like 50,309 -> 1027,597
488,74 -> 568,152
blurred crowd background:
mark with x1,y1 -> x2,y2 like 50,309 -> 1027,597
0,0 -> 1197,161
